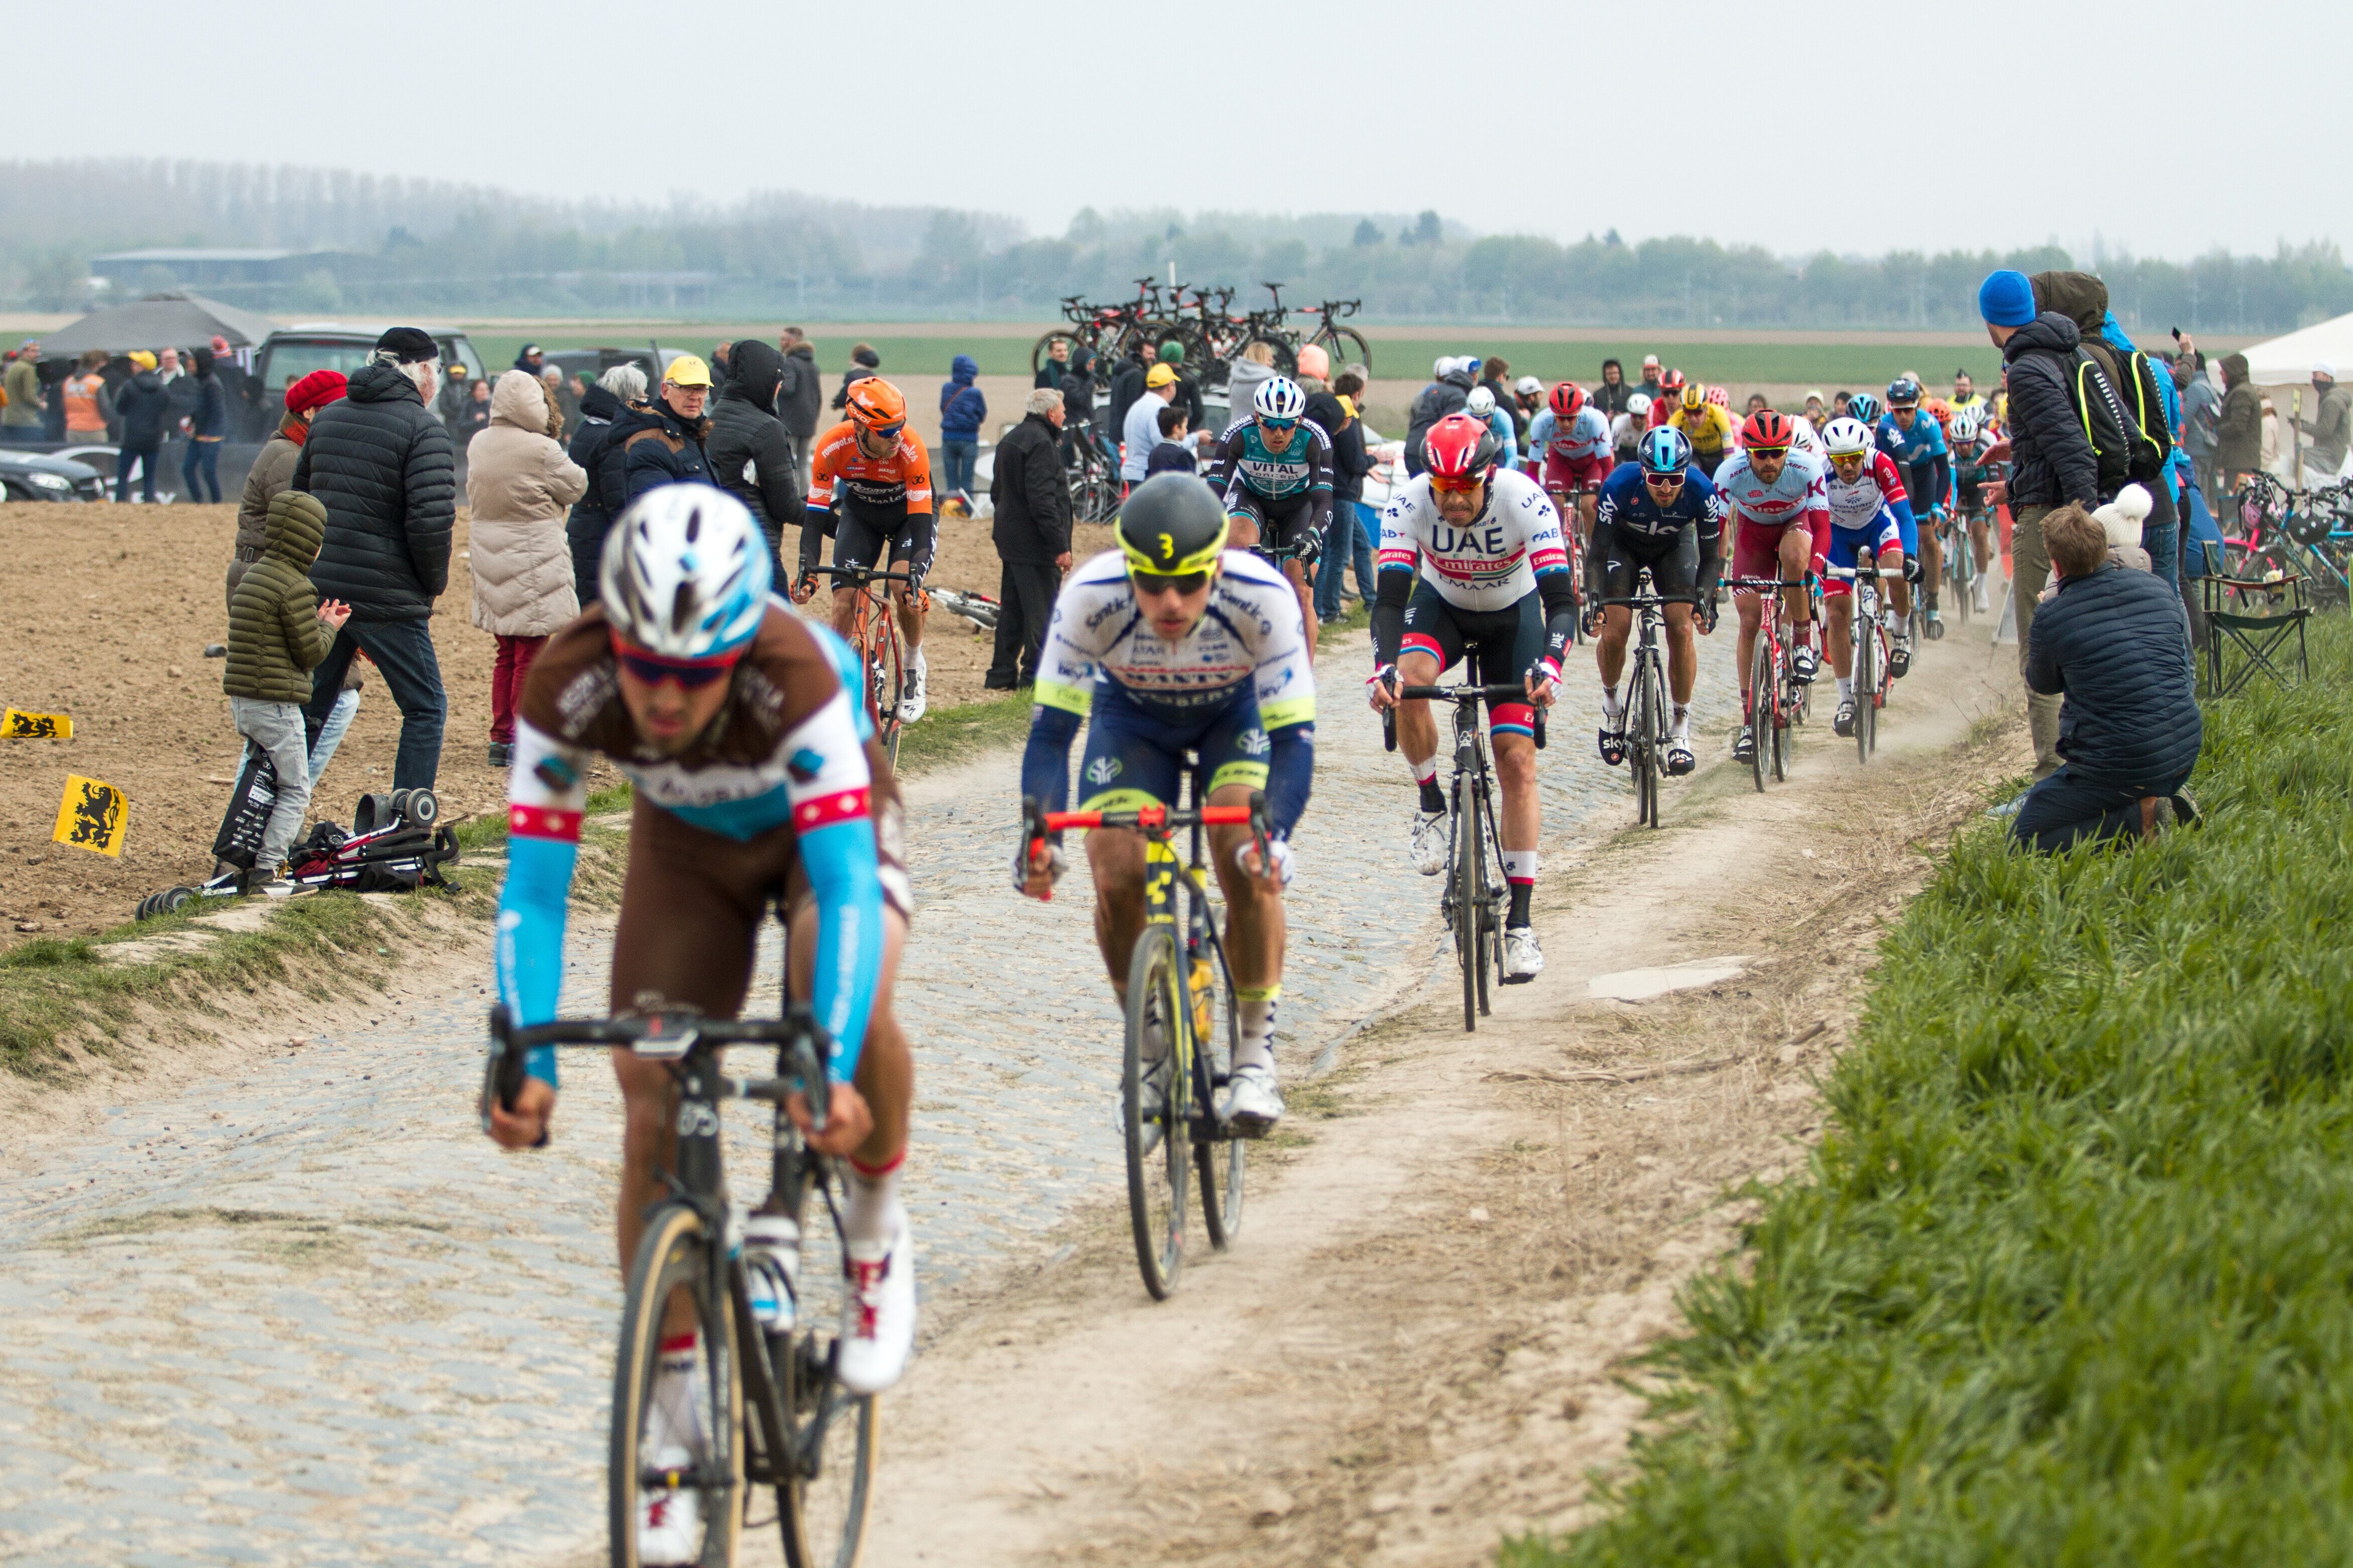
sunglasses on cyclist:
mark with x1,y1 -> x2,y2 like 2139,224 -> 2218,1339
861,421 -> 905,442
1256,416 -> 1299,432
1131,568 -> 1210,595
611,637 -> 742,689
1644,471 -> 1686,488
1427,470 -> 1486,494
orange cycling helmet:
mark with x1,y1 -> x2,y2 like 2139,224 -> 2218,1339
1548,381 -> 1586,419
1741,410 -> 1795,451
844,377 -> 907,432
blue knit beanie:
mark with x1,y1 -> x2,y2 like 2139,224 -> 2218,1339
1978,270 -> 2037,328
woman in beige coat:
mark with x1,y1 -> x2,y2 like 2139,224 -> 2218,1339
469,370 -> 588,766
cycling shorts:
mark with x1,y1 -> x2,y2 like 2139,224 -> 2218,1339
611,789 -> 911,1023
830,494 -> 937,581
1542,451 -> 1611,495
1398,577 -> 1542,739
1730,517 -> 1819,588
1230,490 -> 1320,559
1592,517 -> 1701,601
1823,507 -> 1905,596
1076,679 -> 1270,815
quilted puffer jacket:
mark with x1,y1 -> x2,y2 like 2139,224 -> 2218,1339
292,361 -> 457,621
2025,559 -> 2201,785
223,492 -> 334,702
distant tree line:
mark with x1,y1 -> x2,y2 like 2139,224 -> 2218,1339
5,160 -> 2348,334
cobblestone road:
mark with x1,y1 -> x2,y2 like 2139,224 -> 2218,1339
0,627 -> 1735,1565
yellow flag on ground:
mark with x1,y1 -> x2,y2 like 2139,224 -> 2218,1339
52,775 -> 127,858
3,709 -> 72,740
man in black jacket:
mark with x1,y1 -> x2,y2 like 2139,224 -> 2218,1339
1978,269 -> 2101,779
294,327 -> 457,789
621,355 -> 715,502
1105,341 -> 1151,456
985,388 -> 1073,689
708,338 -> 800,581
112,353 -> 168,503
1306,370 -> 1374,618
2010,503 -> 2199,851
777,328 -> 822,494
564,375 -> 631,603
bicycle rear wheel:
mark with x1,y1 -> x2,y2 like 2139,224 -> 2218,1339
610,1203 -> 744,1567
1124,924 -> 1190,1299
1193,927 -> 1245,1251
768,1174 -> 878,1568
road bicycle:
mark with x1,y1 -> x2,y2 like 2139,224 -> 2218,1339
1729,573 -> 1814,792
1298,297 -> 1371,376
1598,568 -> 1697,828
1381,652 -> 1545,1032
481,1002 -> 875,1568
1539,485 -> 1590,646
1825,562 -> 1903,764
1941,507 -> 1979,627
804,563 -> 924,766
1061,421 -> 1125,525
1023,776 -> 1260,1299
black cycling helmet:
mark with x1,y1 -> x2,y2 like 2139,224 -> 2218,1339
1115,472 -> 1229,577
1886,376 -> 1922,408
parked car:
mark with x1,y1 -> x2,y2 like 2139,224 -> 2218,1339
246,324 -> 487,437
0,448 -> 105,502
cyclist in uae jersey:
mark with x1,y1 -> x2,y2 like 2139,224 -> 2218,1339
798,377 -> 936,723
1589,428 -> 1726,775
1208,374 -> 1333,649
1819,416 -> 1917,736
1528,381 -> 1613,538
1716,411 -> 1830,765
1877,377 -> 1952,636
485,491 -> 917,1559
1017,473 -> 1313,1136
1369,414 -> 1574,982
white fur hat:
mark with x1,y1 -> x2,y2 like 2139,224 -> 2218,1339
2092,483 -> 2152,549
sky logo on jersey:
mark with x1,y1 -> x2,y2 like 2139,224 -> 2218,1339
787,747 -> 826,783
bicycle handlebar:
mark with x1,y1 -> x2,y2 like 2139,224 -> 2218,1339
1597,592 -> 1702,607
481,1002 -> 835,1136
1822,565 -> 1905,579
805,565 -> 920,585
1020,791 -> 1271,903
1393,683 -> 1530,702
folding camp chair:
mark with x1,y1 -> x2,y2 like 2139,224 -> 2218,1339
2199,541 -> 2310,697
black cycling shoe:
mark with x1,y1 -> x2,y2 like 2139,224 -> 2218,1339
1597,722 -> 1626,767
2169,787 -> 2203,827
1791,646 -> 1819,684
1666,742 -> 1696,776
1833,698 -> 1856,737
1887,639 -> 1913,679
1732,723 -> 1757,763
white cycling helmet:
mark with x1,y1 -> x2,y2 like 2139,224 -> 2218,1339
599,485 -> 772,660
1253,375 -> 1306,422
1464,385 -> 1497,416
1432,354 -> 1451,378
1822,416 -> 1874,458
1515,375 -> 1544,398
1951,406 -> 1983,445
1625,392 -> 1653,418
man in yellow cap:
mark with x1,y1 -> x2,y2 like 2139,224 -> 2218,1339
113,350 -> 170,503
621,352 -> 715,503
1121,362 -> 1180,494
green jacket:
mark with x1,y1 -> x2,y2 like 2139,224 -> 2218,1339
1,357 -> 40,428
224,492 -> 335,702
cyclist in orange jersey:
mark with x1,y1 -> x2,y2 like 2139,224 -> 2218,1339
798,377 -> 936,723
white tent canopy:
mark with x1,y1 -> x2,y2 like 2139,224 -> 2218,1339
2240,311 -> 2353,383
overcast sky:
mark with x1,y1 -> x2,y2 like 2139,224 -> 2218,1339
17,0 -> 2343,261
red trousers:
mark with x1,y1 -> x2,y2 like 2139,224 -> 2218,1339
490,634 -> 545,744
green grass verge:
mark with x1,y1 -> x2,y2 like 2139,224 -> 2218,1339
1514,620 -> 2353,1563
893,688 -> 1036,775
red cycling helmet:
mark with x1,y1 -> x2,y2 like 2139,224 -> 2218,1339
1423,411 -> 1502,479
1547,381 -> 1586,419
1658,368 -> 1687,394
1741,410 -> 1795,451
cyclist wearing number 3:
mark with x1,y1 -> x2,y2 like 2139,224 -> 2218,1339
1368,412 -> 1576,984
483,489 -> 919,1562
1016,472 -> 1316,1135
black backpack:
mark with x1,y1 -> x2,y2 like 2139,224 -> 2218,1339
2065,352 -> 2164,497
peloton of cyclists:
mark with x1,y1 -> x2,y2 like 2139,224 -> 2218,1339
1367,412 -> 1576,983
1874,376 -> 1952,641
1819,415 -> 1919,734
1715,409 -> 1830,764
1208,375 -> 1334,650
799,376 -> 938,723
1588,425 -> 1725,777
1016,472 -> 1313,1135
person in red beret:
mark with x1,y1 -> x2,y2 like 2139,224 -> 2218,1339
229,370 -> 348,611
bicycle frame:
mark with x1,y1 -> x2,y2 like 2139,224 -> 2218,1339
808,562 -> 924,752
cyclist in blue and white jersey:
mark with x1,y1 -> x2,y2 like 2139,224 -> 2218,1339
1464,384 -> 1519,472
1017,472 -> 1314,1135
1208,375 -> 1333,648
1367,413 -> 1575,982
1876,377 -> 1951,637
1529,381 -> 1615,538
1820,416 -> 1917,736
1588,427 -> 1725,776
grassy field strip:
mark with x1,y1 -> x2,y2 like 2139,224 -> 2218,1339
1516,620 -> 2353,1564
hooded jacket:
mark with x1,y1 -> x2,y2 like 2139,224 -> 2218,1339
939,354 -> 987,442
223,492 -> 335,703
1999,313 -> 2102,511
231,415 -> 311,610
707,338 -> 799,561
468,371 -> 589,639
294,361 -> 458,621
2026,559 -> 2201,787
621,394 -> 714,502
2217,353 -> 2261,475
567,383 -> 623,537
113,367 -> 168,447
2036,273 -> 2170,477
778,341 -> 822,437
1404,365 -> 1476,476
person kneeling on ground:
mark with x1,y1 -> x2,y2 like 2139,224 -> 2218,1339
223,492 -> 353,891
2010,500 -> 2200,853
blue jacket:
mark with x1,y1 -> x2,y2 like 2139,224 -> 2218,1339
939,354 -> 986,442
2025,561 -> 2200,786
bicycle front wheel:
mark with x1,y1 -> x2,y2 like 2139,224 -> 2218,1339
1637,653 -> 1664,828
1194,927 -> 1245,1251
611,1203 -> 744,1568
1454,779 -> 1482,1032
869,622 -> 906,769
1747,632 -> 1773,793
1125,924 -> 1191,1299
1854,617 -> 1875,765
1310,325 -> 1371,377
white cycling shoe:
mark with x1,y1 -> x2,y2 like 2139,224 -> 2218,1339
1410,810 -> 1447,876
1223,1060 -> 1284,1135
897,649 -> 929,725
637,1444 -> 703,1565
1113,1056 -> 1169,1154
1503,925 -> 1544,984
836,1209 -> 917,1396
1972,580 -> 1991,614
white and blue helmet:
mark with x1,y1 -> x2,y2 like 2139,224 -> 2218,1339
600,485 -> 772,659
1253,375 -> 1306,423
1822,416 -> 1875,458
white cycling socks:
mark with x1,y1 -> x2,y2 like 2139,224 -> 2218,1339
1235,986 -> 1279,1074
844,1151 -> 905,1248
1837,675 -> 1854,702
1412,754 -> 1443,814
1503,850 -> 1538,927
1671,705 -> 1691,742
1600,682 -> 1622,721
653,1332 -> 709,1457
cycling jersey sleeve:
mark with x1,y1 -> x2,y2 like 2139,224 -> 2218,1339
1024,570 -> 1104,830
1246,583 -> 1316,838
1929,451 -> 1953,513
781,688 -> 885,1083
803,428 -> 839,531
897,431 -> 935,518
1528,409 -> 1556,454
1305,424 -> 1335,540
1803,468 -> 1832,567
498,720 -> 590,1089
1210,424 -> 1248,510
1537,571 -> 1577,678
1020,703 -> 1083,832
